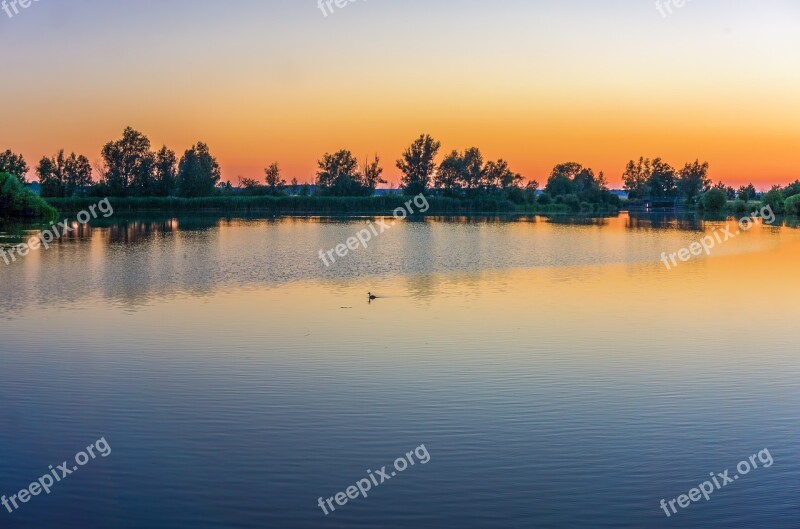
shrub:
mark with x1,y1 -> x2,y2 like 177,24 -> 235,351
762,188 -> 785,214
785,194 -> 800,216
536,193 -> 552,205
563,194 -> 580,211
732,200 -> 749,215
700,188 -> 728,211
0,172 -> 58,220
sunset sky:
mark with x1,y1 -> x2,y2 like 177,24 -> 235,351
1,0 -> 799,189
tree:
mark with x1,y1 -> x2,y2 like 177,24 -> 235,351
677,160 -> 711,203
239,177 -> 260,193
700,188 -> 728,211
433,147 -> 488,196
176,142 -> 221,197
713,181 -> 736,200
484,159 -> 523,191
783,180 -> 800,198
264,162 -> 285,195
37,150 -> 92,197
785,194 -> 800,215
622,157 -> 651,199
100,127 -> 156,197
738,183 -> 757,201
362,155 -> 386,193
762,186 -> 785,214
316,150 -> 366,196
435,150 -> 465,195
647,158 -> 678,198
0,172 -> 57,220
154,146 -> 177,196
397,134 -> 441,195
545,162 -> 583,197
0,150 -> 29,183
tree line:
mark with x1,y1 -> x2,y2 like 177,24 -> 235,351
2,129 -> 799,211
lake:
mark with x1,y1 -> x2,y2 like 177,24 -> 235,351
1,213 -> 798,528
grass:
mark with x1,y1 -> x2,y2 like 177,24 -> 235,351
44,195 -> 619,216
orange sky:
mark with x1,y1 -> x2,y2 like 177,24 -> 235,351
1,1 -> 799,189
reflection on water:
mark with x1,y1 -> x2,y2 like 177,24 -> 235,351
1,213 -> 797,315
1,213 -> 799,529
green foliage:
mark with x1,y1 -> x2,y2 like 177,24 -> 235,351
37,150 -> 93,198
700,188 -> 728,211
784,194 -> 800,215
563,194 -> 581,211
397,134 -> 441,195
738,183 -> 757,201
0,173 -> 58,220
315,150 -> 375,197
732,200 -> 749,215
647,158 -> 678,198
762,187 -> 785,214
177,143 -> 221,197
783,180 -> 800,198
0,150 -> 29,183
44,195 -> 525,215
677,160 -> 711,203
264,162 -> 286,195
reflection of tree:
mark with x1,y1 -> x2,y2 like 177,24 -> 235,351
626,212 -> 704,232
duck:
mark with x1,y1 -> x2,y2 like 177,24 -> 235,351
368,292 -> 377,301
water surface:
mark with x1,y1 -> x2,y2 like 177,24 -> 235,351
1,214 -> 798,528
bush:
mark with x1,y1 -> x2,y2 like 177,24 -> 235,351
0,172 -> 58,220
700,188 -> 728,211
762,188 -> 785,214
563,194 -> 580,211
732,200 -> 749,215
536,193 -> 552,205
785,194 -> 800,216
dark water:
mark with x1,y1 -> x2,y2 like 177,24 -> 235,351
1,214 -> 798,528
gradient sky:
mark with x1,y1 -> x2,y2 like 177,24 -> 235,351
1,0 -> 799,188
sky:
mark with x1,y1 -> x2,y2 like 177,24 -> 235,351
1,0 -> 799,189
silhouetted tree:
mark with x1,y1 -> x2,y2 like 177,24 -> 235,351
738,183 -> 757,201
37,150 -> 92,198
397,134 -> 441,195
783,180 -> 800,198
100,127 -> 156,197
362,155 -> 386,193
154,146 -> 177,196
545,162 -> 583,197
647,158 -> 678,198
677,160 -> 711,203
713,181 -> 737,200
177,143 -> 221,197
622,157 -> 651,199
316,150 -> 368,196
264,162 -> 285,195
0,150 -> 29,183
484,159 -> 523,191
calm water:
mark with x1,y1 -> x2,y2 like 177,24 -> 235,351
1,214 -> 799,528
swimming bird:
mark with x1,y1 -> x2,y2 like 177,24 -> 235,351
368,292 -> 377,300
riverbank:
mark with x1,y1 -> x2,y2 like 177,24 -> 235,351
44,195 -> 621,216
